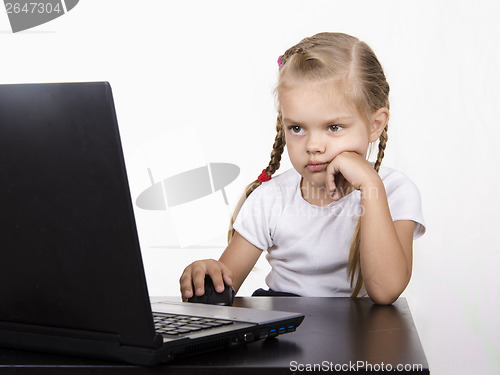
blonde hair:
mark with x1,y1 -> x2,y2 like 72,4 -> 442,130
228,32 -> 390,298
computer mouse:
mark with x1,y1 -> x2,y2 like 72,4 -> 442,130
187,275 -> 235,306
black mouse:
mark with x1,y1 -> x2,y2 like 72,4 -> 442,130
187,275 -> 235,306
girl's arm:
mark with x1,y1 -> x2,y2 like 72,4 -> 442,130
218,232 -> 263,293
326,152 -> 415,305
359,178 -> 415,305
179,232 -> 262,300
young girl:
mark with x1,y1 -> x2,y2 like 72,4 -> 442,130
180,32 -> 425,305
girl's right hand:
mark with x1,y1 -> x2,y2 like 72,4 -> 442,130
179,259 -> 234,301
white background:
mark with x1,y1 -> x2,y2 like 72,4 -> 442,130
1,1 -> 499,374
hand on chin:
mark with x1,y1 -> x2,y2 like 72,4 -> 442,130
328,172 -> 353,201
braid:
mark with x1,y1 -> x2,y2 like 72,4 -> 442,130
348,123 -> 389,298
265,114 -> 286,177
373,124 -> 388,172
348,219 -> 363,297
228,115 -> 286,242
278,34 -> 328,70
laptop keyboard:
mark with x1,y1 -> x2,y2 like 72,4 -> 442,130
153,312 -> 234,336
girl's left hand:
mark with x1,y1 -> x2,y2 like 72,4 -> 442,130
325,152 -> 380,201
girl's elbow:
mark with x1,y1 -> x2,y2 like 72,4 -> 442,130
369,291 -> 400,305
366,277 -> 409,305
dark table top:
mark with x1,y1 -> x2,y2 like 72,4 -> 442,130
0,297 -> 429,374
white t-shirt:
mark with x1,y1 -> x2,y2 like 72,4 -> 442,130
232,167 -> 426,297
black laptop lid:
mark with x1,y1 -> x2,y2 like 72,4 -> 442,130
0,82 -> 157,348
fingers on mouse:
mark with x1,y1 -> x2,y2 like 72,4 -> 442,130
187,275 -> 235,306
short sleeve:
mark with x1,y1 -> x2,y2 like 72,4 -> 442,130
232,181 -> 283,251
381,168 -> 426,239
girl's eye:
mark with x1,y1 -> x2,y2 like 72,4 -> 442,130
328,125 -> 343,132
289,125 -> 304,134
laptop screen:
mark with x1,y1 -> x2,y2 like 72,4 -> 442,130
0,82 -> 157,348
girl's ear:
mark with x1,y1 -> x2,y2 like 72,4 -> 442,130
369,107 -> 389,143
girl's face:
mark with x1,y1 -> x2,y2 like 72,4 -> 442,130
280,79 -> 382,200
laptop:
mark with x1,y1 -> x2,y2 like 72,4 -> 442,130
0,82 -> 304,366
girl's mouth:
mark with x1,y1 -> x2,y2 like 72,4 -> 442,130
306,162 -> 328,172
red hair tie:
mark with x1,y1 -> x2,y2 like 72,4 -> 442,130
258,169 -> 271,182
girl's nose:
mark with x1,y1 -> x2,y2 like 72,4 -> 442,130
306,134 -> 326,154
